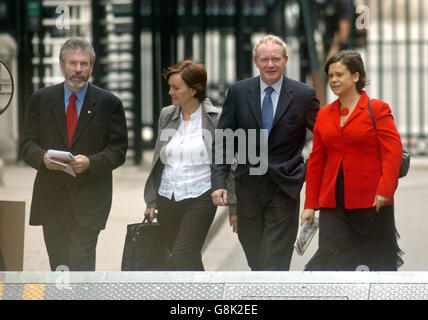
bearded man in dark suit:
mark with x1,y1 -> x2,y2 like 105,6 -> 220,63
211,35 -> 320,271
21,37 -> 128,271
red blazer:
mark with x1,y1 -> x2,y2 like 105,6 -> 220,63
304,91 -> 402,210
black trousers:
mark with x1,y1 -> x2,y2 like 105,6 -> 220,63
156,190 -> 216,271
42,189 -> 100,271
236,174 -> 299,271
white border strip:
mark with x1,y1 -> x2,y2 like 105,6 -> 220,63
1,271 -> 428,284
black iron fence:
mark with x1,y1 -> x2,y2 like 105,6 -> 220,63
91,0 -> 314,164
360,0 -> 427,155
5,0 -> 427,163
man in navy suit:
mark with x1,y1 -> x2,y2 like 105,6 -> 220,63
211,35 -> 319,271
21,38 -> 128,271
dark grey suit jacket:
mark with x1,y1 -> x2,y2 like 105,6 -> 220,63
211,75 -> 320,205
21,82 -> 128,230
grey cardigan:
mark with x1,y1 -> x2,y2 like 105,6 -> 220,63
144,98 -> 235,209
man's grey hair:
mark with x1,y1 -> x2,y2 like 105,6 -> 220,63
253,34 -> 288,58
59,37 -> 96,65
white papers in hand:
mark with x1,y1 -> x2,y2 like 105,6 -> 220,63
47,149 -> 75,161
46,158 -> 76,177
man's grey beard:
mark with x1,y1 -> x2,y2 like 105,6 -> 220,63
66,77 -> 88,91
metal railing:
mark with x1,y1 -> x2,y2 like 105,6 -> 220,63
14,0 -> 428,163
360,0 -> 427,155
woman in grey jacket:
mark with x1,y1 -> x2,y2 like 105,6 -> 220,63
144,60 -> 222,271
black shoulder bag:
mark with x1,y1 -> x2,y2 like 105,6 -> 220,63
367,99 -> 410,178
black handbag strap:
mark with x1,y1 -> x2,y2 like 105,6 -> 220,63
367,99 -> 383,156
142,214 -> 151,224
368,99 -> 407,156
367,99 -> 377,130
142,213 -> 159,225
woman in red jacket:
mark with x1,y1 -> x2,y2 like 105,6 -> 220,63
301,50 -> 404,271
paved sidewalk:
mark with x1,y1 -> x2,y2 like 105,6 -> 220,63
1,155 -> 428,271
0,153 -> 250,272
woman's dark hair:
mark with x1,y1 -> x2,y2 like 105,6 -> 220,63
324,50 -> 369,93
164,60 -> 207,102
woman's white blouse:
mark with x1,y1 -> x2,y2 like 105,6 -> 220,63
158,105 -> 212,201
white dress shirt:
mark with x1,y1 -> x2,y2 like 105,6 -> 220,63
158,105 -> 212,201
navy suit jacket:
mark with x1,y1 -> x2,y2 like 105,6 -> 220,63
211,75 -> 319,202
21,82 -> 128,230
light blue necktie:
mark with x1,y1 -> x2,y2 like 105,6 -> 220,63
261,86 -> 274,135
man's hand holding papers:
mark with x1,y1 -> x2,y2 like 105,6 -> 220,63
44,149 -> 76,177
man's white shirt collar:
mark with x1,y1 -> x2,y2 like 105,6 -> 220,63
260,76 -> 283,95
